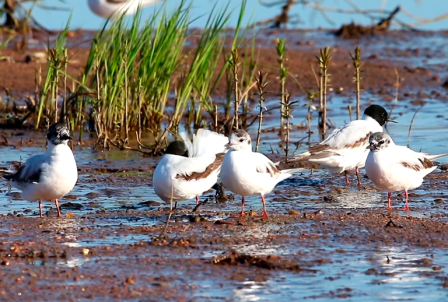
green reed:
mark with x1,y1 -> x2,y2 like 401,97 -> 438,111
27,1 -> 264,150
217,0 -> 257,132
276,38 -> 286,135
283,92 -> 293,159
80,3 -> 189,146
35,14 -> 71,129
255,71 -> 267,152
155,2 -> 232,149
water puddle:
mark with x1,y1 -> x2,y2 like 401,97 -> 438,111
193,246 -> 448,301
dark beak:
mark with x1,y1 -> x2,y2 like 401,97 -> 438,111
61,134 -> 72,140
387,118 -> 397,123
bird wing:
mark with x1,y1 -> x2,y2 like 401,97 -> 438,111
393,145 -> 437,172
319,120 -> 381,150
295,120 -> 381,161
252,152 -> 280,178
4,154 -> 45,183
171,154 -> 225,181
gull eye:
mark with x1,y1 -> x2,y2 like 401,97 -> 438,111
378,139 -> 385,145
239,138 -> 244,143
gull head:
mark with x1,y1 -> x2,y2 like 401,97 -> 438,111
364,104 -> 397,126
165,141 -> 188,157
227,129 -> 252,152
47,123 -> 72,146
368,132 -> 391,152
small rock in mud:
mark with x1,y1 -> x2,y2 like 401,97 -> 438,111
6,192 -> 21,200
212,250 -> 304,272
85,192 -> 101,199
365,268 -> 379,275
189,215 -> 207,223
60,202 -> 83,210
439,164 -> 448,170
323,195 -> 337,203
442,80 -> 448,89
289,210 -> 299,215
138,200 -> 161,207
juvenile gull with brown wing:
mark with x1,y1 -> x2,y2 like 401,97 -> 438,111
365,132 -> 448,210
293,104 -> 396,186
153,129 -> 228,205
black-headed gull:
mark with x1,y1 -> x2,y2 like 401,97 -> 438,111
3,123 -> 78,217
220,129 -> 303,218
365,132 -> 448,210
153,129 -> 228,204
294,104 -> 396,186
88,0 -> 162,18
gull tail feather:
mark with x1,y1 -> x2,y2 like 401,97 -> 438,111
281,168 -> 305,174
427,153 -> 448,161
277,172 -> 293,184
292,151 -> 311,161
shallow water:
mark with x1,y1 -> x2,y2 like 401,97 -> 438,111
194,246 -> 448,302
2,90 -> 448,216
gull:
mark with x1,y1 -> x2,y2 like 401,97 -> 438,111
365,132 -> 448,210
3,123 -> 78,217
153,129 -> 228,205
87,0 -> 162,19
220,129 -> 303,218
293,104 -> 396,186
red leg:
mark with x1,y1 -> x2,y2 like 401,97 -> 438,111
39,200 -> 43,218
195,196 -> 199,205
261,195 -> 269,218
344,171 -> 350,186
403,190 -> 410,211
54,199 -> 62,218
387,192 -> 392,210
239,197 -> 246,217
355,167 -> 362,186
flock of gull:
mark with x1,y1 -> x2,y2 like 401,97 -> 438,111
3,104 -> 448,218
2,2 -> 446,218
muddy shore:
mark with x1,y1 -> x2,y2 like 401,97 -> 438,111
2,29 -> 448,301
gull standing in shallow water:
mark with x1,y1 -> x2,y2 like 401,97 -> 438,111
3,123 -> 78,217
153,129 -> 228,205
220,130 -> 303,218
365,132 -> 448,210
87,0 -> 163,18
293,104 -> 396,186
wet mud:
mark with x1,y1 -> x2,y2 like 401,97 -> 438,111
2,167 -> 448,301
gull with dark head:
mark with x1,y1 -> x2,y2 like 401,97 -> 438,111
365,132 -> 448,210
220,130 -> 303,218
153,129 -> 228,205
3,123 -> 78,217
88,0 -> 162,19
293,104 -> 396,186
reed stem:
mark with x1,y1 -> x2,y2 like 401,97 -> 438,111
350,46 -> 362,120
255,71 -> 267,152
